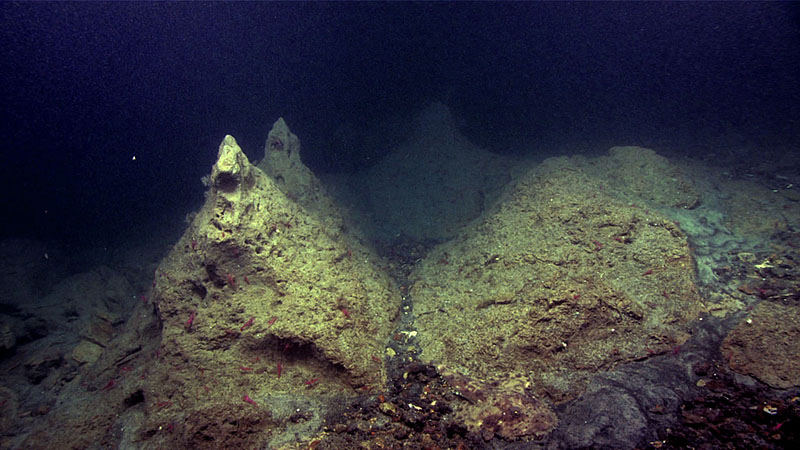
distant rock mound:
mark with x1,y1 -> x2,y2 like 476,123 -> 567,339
354,102 -> 513,241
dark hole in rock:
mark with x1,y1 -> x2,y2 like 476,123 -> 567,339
190,281 -> 207,300
124,389 -> 145,407
215,172 -> 240,192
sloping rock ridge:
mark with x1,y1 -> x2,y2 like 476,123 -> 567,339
411,154 -> 706,411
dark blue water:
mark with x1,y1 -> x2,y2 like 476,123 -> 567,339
1,2 -> 798,245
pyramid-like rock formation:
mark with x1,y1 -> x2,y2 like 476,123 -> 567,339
143,121 -> 401,446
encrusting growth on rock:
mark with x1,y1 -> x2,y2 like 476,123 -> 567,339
146,121 -> 401,447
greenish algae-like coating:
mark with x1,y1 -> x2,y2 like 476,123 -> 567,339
145,127 -> 401,448
412,152 -> 706,409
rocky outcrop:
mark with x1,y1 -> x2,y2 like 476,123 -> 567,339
144,123 -> 401,446
722,301 -> 800,389
411,153 -> 706,410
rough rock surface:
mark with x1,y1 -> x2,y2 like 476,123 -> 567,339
257,118 -> 338,224
716,179 -> 798,238
0,260 -> 145,450
411,152 -> 706,407
583,146 -> 700,209
0,316 -> 22,353
439,365 -> 557,440
721,301 -> 800,389
142,124 -> 401,446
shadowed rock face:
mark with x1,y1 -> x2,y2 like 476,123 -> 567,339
354,103 -> 513,241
